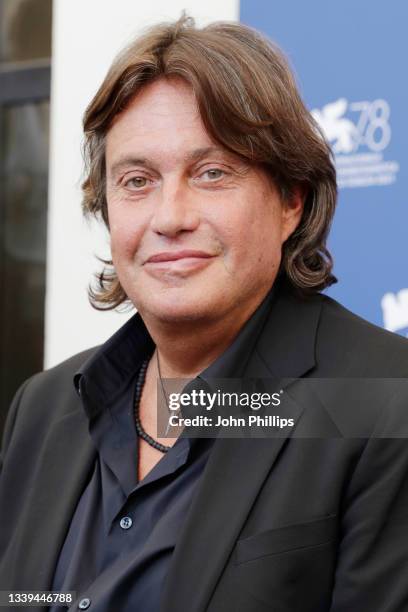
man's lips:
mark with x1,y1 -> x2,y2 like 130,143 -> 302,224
145,250 -> 214,264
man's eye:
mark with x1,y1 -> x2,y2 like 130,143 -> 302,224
202,168 -> 224,181
124,176 -> 148,189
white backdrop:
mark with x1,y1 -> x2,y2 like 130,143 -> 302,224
45,0 -> 239,368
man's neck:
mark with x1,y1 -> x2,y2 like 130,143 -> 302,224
141,303 -> 261,379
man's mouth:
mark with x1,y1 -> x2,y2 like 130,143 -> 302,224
143,250 -> 216,277
145,250 -> 214,263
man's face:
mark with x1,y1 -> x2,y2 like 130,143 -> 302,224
105,78 -> 303,326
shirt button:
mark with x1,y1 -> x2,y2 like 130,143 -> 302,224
120,516 -> 133,529
78,598 -> 91,610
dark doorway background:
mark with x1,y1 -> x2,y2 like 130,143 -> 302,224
0,0 -> 52,437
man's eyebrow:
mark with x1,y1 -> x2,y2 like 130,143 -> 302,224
108,147 -> 240,178
109,157 -> 149,179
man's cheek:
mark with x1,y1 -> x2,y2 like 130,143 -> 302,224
111,226 -> 137,252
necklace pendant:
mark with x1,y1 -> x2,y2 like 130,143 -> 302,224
164,418 -> 171,436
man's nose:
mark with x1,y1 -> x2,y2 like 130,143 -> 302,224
150,178 -> 200,237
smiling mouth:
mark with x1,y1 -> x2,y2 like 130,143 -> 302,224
143,250 -> 216,277
145,250 -> 214,264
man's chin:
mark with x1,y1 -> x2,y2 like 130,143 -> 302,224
136,297 -> 217,326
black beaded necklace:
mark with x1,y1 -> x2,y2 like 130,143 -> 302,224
134,358 -> 171,453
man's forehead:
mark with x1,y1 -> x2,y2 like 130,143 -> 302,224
105,78 -> 249,175
110,77 -> 199,126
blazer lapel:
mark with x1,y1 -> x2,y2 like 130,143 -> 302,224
10,407 -> 96,595
160,287 -> 323,612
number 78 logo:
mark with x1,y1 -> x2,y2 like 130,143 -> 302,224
311,98 -> 391,154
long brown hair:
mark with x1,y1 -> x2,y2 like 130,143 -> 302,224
82,14 -> 337,310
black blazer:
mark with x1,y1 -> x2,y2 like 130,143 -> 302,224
1,287 -> 408,612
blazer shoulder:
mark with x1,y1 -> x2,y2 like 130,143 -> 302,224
3,346 -> 100,450
22,345 -> 100,399
316,294 -> 408,376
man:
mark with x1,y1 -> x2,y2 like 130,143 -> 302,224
1,15 -> 408,612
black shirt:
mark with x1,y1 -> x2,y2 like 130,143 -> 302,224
50,290 -> 274,612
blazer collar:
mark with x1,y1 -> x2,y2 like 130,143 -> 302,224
250,282 -> 322,379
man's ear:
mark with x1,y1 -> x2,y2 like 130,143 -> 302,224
281,185 -> 306,242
